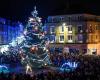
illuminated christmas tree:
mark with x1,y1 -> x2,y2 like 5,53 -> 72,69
19,6 -> 51,69
0,7 -> 51,73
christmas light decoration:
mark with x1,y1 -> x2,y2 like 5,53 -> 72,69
60,61 -> 78,72
0,6 -> 51,72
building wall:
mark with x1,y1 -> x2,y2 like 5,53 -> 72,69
0,17 -> 24,45
55,23 -> 76,43
44,14 -> 100,55
86,21 -> 100,43
86,21 -> 100,55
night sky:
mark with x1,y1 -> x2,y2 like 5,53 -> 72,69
0,0 -> 100,23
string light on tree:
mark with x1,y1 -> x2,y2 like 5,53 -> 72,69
19,6 -> 51,68
0,6 -> 51,70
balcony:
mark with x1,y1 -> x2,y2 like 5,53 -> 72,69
68,40 -> 73,43
68,31 -> 72,34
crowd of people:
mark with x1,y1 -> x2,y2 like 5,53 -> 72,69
0,55 -> 99,80
0,48 -> 100,80
49,52 -> 79,67
0,53 -> 100,80
0,52 -> 21,66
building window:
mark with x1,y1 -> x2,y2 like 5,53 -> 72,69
78,16 -> 82,20
48,18 -> 52,22
50,26 -> 55,34
61,23 -> 66,32
50,35 -> 55,43
95,25 -> 97,30
59,35 -> 64,42
68,25 -> 72,31
90,35 -> 93,42
68,25 -> 72,33
96,35 -> 98,39
68,35 -> 72,40
61,26 -> 64,32
78,25 -> 83,33
92,49 -> 97,55
95,25 -> 98,30
78,34 -> 83,42
68,16 -> 71,21
68,35 -> 73,43
60,17 -> 64,21
89,24 -> 93,33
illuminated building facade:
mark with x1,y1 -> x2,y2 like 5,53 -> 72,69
0,17 -> 24,45
44,14 -> 100,55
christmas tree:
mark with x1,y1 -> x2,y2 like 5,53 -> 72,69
19,6 -> 51,69
0,7 -> 51,74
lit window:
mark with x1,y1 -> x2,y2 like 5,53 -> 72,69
68,35 -> 72,40
61,23 -> 65,32
68,26 -> 72,31
89,24 -> 93,32
68,35 -> 73,43
50,26 -> 55,34
60,35 -> 64,42
96,35 -> 98,39
68,25 -> 72,34
90,35 -> 93,42
61,26 -> 64,32
95,25 -> 98,30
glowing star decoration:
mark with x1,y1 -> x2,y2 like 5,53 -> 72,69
31,6 -> 38,17
60,61 -> 78,72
